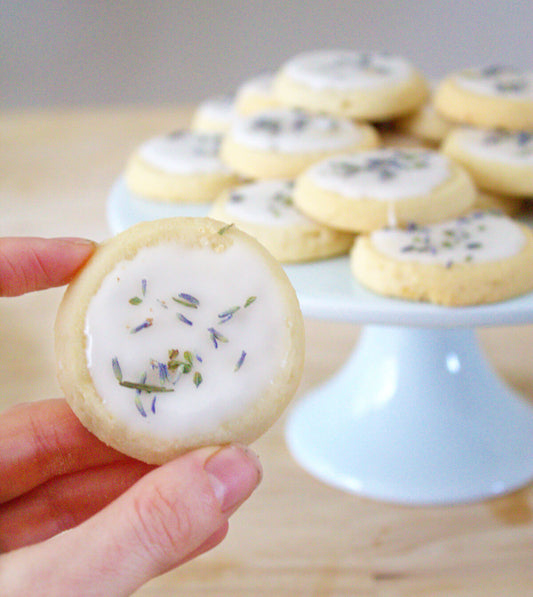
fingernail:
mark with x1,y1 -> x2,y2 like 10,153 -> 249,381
56,237 -> 97,246
204,445 -> 262,513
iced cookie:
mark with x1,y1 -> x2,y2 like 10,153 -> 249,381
434,66 -> 533,131
191,95 -> 236,133
395,96 -> 452,146
272,49 -> 429,121
55,217 -> 305,464
234,72 -> 281,116
293,147 -> 476,232
209,179 -> 355,262
124,130 -> 240,203
351,211 -> 533,306
220,107 -> 380,179
442,127 -> 533,197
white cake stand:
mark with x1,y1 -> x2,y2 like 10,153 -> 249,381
108,179 -> 533,505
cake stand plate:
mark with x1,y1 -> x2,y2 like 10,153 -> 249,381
108,180 -> 533,505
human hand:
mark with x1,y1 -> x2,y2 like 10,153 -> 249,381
0,238 -> 262,596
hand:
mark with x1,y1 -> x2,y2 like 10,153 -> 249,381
0,238 -> 262,596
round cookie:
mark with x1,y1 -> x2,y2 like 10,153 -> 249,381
234,72 -> 281,116
220,107 -> 380,179
442,127 -> 533,197
55,217 -> 305,464
351,210 -> 533,306
272,49 -> 429,121
394,96 -> 452,146
209,179 -> 355,262
190,94 -> 236,133
124,130 -> 240,203
293,147 -> 476,232
434,65 -> 533,131
474,191 -> 524,217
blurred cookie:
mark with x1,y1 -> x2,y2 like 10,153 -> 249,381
443,127 -> 533,197
273,49 -> 429,121
434,65 -> 533,131
55,217 -> 305,464
351,210 -> 533,306
221,107 -> 380,179
293,147 -> 476,232
209,179 -> 355,262
124,131 -> 240,203
191,94 -> 235,133
234,72 -> 281,116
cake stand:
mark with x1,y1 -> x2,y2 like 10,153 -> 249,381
108,179 -> 533,505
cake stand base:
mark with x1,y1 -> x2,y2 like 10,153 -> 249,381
286,325 -> 533,505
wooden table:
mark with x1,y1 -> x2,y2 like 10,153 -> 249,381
2,106 -> 533,596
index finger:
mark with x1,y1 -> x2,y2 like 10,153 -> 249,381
0,237 -> 96,296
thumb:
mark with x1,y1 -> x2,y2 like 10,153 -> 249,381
1,444 -> 262,597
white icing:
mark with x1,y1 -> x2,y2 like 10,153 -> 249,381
308,148 -> 451,200
455,66 -> 533,99
138,131 -> 231,174
371,211 -> 526,265
282,49 -> 414,90
84,242 -> 290,438
237,72 -> 275,96
194,95 -> 235,125
224,180 -> 312,226
457,127 -> 533,163
231,108 -> 364,152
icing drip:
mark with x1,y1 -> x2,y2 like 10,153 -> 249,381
459,127 -> 533,162
282,49 -> 414,90
308,148 -> 451,200
231,108 -> 364,152
371,211 -> 526,266
139,131 -> 231,174
225,180 -> 312,226
84,242 -> 289,437
455,66 -> 533,99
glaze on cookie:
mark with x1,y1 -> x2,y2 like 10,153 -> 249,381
273,49 -> 429,120
293,147 -> 476,232
55,218 -> 305,464
209,180 -> 354,262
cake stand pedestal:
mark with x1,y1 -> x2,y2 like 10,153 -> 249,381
108,180 -> 533,505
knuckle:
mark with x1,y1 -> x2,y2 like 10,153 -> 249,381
130,483 -> 195,561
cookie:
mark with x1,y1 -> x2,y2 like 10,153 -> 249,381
434,65 -> 533,131
234,72 -> 281,116
351,210 -> 533,306
124,131 -> 240,203
272,49 -> 429,121
474,191 -> 524,216
220,107 -> 380,179
55,217 -> 305,464
442,127 -> 533,197
190,94 -> 236,133
293,147 -> 476,232
394,94 -> 452,146
209,179 -> 355,262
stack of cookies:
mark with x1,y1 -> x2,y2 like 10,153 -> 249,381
122,49 -> 533,306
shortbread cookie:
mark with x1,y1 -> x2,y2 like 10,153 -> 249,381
124,131 -> 240,203
273,49 -> 429,121
221,108 -> 380,179
442,127 -> 533,197
234,72 -> 281,116
55,217 -> 305,464
351,211 -> 533,306
209,180 -> 355,262
395,96 -> 452,146
474,191 -> 524,216
191,95 -> 235,133
434,66 -> 533,131
293,147 -> 476,232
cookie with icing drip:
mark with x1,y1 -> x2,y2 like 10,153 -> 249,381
220,107 -> 380,179
124,130 -> 240,203
273,49 -> 429,120
209,179 -> 354,262
55,218 -> 305,464
293,147 -> 476,232
351,211 -> 533,306
435,66 -> 533,131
